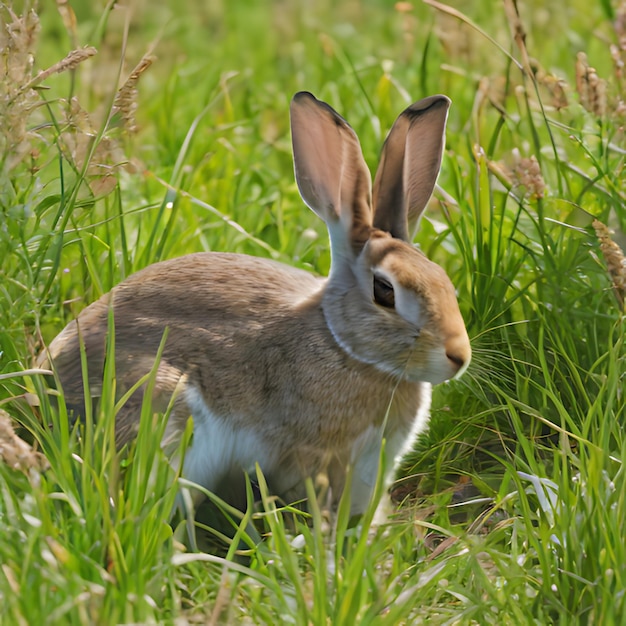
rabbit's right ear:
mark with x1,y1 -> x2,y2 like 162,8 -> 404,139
290,92 -> 373,254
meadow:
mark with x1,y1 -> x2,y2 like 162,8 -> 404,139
0,0 -> 625,623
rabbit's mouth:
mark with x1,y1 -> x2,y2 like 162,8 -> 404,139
423,348 -> 470,384
397,336 -> 471,385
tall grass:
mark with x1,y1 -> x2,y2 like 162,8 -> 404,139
1,0 -> 624,623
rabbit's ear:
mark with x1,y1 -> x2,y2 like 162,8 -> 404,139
291,92 -> 373,253
372,95 -> 450,242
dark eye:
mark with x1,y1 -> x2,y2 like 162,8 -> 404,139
373,275 -> 395,309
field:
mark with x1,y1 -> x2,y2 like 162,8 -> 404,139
1,0 -> 625,623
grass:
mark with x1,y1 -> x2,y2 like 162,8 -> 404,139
1,0 -> 625,623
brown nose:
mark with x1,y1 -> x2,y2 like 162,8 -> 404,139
445,335 -> 471,377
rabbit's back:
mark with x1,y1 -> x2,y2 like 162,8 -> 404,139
46,252 -> 322,407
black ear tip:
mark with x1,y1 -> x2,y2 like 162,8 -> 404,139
292,91 -> 317,104
291,92 -> 351,129
407,94 -> 451,115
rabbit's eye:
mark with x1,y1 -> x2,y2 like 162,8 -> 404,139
373,275 -> 395,309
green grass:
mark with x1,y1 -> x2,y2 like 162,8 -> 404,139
1,0 -> 625,623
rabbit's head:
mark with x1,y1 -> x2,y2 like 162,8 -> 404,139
290,92 -> 470,386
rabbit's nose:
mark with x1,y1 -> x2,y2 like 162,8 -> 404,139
445,335 -> 471,377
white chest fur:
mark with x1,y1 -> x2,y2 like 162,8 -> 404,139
181,387 -> 273,495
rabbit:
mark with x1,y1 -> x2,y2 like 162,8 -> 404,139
39,91 -> 471,518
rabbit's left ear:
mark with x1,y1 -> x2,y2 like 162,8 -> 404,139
372,95 -> 450,242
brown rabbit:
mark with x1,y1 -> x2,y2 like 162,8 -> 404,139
40,92 -> 471,516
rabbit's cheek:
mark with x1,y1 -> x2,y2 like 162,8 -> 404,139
393,285 -> 426,328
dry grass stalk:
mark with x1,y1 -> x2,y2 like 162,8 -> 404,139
55,0 -> 78,48
539,72 -> 568,110
1,6 -> 146,198
492,150 -> 546,200
528,58 -> 569,111
1,7 -> 40,83
592,219 -> 626,308
575,52 -> 607,117
57,50 -> 159,194
511,153 -> 545,199
112,53 -> 155,133
502,0 -> 532,75
0,7 -> 41,173
0,7 -> 97,181
0,409 -> 48,474
59,96 -> 128,197
22,45 -> 97,92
